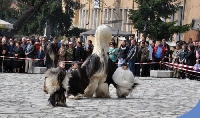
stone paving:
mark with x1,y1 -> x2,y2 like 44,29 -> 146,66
0,73 -> 200,118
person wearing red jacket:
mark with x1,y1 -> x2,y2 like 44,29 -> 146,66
153,40 -> 166,70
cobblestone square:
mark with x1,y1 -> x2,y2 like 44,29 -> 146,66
0,73 -> 200,118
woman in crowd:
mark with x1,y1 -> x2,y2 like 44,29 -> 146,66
182,44 -> 195,80
172,44 -> 181,78
178,44 -> 188,79
58,44 -> 67,61
13,41 -> 24,73
7,39 -> 15,72
108,42 -> 118,63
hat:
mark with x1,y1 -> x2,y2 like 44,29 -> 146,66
121,63 -> 127,66
69,42 -> 73,45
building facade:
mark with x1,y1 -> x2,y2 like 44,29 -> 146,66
73,0 -> 200,42
73,0 -> 136,33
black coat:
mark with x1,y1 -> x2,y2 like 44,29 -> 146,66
25,44 -> 35,58
13,47 -> 24,68
185,51 -> 195,66
118,45 -> 129,59
74,46 -> 84,61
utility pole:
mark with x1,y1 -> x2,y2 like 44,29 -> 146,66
100,0 -> 104,25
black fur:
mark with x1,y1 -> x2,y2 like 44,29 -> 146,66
44,43 -> 58,69
105,58 -> 117,87
81,54 -> 101,78
48,68 -> 67,107
68,67 -> 89,96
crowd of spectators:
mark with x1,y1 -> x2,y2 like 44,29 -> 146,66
0,36 -> 94,73
108,37 -> 199,80
0,35 -> 199,81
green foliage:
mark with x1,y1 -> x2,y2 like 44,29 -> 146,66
17,0 -> 78,36
66,27 -> 88,37
129,0 -> 191,41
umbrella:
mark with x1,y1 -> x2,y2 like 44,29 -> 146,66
0,19 -> 13,29
80,25 -> 134,36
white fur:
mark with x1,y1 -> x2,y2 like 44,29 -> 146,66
112,67 -> 136,97
44,67 -> 70,95
84,25 -> 112,98
62,73 -> 70,91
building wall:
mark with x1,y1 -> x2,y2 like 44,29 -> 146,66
73,0 -> 136,33
73,0 -> 200,42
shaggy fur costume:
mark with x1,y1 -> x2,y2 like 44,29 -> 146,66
67,67 -> 89,96
112,67 -> 138,98
81,25 -> 116,98
44,43 -> 58,69
44,67 -> 69,107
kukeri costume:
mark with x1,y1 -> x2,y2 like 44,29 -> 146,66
43,67 -> 69,107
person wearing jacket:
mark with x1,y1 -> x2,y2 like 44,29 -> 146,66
153,40 -> 166,70
181,45 -> 195,80
178,44 -> 188,79
137,41 -> 149,77
13,41 -> 24,73
25,38 -> 35,73
117,40 -> 129,67
126,39 -> 138,75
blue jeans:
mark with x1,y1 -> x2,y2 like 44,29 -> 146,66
118,58 -> 126,67
128,58 -> 136,75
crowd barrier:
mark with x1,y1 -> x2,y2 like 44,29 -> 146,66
0,56 -> 200,76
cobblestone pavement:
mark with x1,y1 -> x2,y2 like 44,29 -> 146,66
0,73 -> 200,118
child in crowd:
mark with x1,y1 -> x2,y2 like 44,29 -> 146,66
193,60 -> 200,80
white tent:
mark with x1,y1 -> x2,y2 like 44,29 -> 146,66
0,19 -> 13,29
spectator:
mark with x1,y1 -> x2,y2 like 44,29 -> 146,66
66,42 -> 74,70
179,44 -> 188,79
162,39 -> 170,70
117,40 -> 129,67
108,42 -> 118,63
58,44 -> 67,61
6,39 -> 15,72
127,39 -> 138,75
74,41 -> 84,62
193,60 -> 200,81
85,40 -> 94,58
187,38 -> 193,45
172,44 -> 181,78
21,37 -> 27,73
183,45 -> 195,80
25,38 -> 35,73
145,41 -> 153,76
0,37 -> 8,72
36,45 -> 45,67
196,40 -> 200,60
153,40 -> 165,70
13,41 -> 24,73
137,41 -> 149,77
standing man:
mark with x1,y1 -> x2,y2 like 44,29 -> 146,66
118,40 -> 129,67
161,39 -> 170,70
21,37 -> 27,73
126,39 -> 138,75
145,41 -> 153,76
25,38 -> 35,73
153,40 -> 166,70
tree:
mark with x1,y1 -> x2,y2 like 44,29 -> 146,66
129,0 -> 191,41
2,0 -> 81,37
